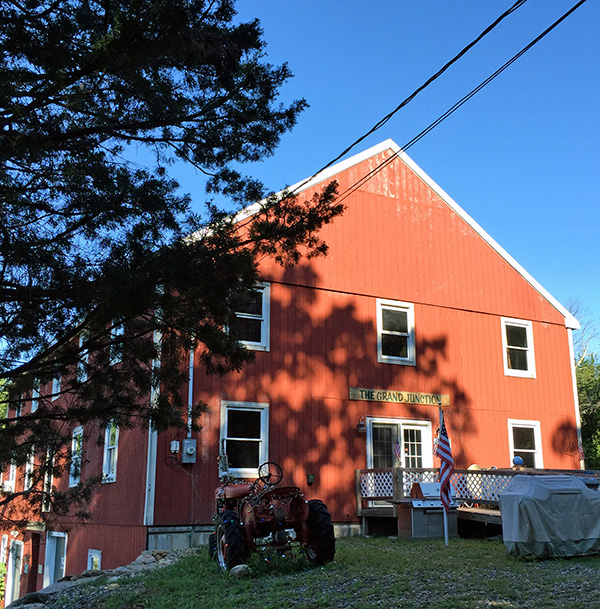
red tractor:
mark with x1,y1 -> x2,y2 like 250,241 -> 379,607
209,461 -> 335,570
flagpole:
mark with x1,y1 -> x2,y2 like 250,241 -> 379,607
439,404 -> 449,547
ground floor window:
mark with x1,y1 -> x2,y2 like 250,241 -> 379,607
87,549 -> 102,571
508,419 -> 543,468
220,401 -> 269,478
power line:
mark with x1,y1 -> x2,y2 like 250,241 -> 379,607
331,0 -> 589,207
290,0 -> 529,196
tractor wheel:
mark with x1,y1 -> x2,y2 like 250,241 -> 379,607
208,532 -> 217,559
216,510 -> 249,570
305,499 -> 336,566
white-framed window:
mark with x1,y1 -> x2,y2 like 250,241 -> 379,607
0,534 -> 7,564
42,449 -> 54,512
110,323 -> 124,365
69,427 -> 84,487
231,283 -> 270,352
23,448 -> 35,492
51,374 -> 61,401
31,379 -> 40,412
102,421 -> 119,483
78,332 -> 89,382
376,299 -> 416,365
2,460 -> 17,492
501,318 -> 536,378
508,419 -> 543,468
220,401 -> 269,478
87,549 -> 102,571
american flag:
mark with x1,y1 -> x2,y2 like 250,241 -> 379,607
394,435 -> 402,460
435,421 -> 455,513
579,444 -> 585,461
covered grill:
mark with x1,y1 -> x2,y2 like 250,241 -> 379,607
397,481 -> 457,539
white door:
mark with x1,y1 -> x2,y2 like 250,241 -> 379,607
5,540 -> 23,606
44,532 -> 67,588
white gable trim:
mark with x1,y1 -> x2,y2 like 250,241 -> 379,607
288,139 -> 578,331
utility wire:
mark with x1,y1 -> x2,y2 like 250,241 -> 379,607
290,0 -> 529,196
331,0 -> 589,207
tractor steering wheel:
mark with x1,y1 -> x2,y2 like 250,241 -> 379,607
257,461 -> 283,486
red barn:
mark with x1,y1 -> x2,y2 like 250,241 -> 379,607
1,139 -> 582,603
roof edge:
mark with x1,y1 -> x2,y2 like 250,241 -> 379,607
289,139 -> 579,330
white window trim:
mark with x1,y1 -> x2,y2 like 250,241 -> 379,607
3,460 -> 17,492
102,422 -> 119,483
234,283 -> 270,352
220,401 -> 269,479
1,534 -> 7,564
51,374 -> 61,401
110,323 -> 124,365
42,449 -> 54,512
23,448 -> 35,492
87,549 -> 102,571
69,426 -> 84,487
508,419 -> 543,468
376,299 -> 416,366
501,317 -> 536,379
78,333 -> 89,382
31,380 -> 40,412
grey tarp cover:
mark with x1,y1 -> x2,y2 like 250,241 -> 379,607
500,475 -> 600,558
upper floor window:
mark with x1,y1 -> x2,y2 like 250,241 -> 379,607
78,332 -> 89,382
501,318 -> 536,378
24,448 -> 35,492
231,283 -> 270,352
51,374 -> 61,401
376,299 -> 416,365
69,426 -> 84,487
110,323 -> 124,365
220,401 -> 269,479
102,421 -> 119,483
31,379 -> 40,412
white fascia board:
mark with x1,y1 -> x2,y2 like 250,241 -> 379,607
288,139 -> 578,331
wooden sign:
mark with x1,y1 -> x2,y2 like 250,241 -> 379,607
349,387 -> 450,406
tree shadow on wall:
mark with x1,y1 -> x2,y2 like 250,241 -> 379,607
219,262 -> 477,519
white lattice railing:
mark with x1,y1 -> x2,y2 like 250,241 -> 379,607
355,468 -> 600,515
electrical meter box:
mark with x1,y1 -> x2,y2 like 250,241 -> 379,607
181,438 -> 197,464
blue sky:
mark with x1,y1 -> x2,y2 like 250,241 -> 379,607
176,1 -> 600,352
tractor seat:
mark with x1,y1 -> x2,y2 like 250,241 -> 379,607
223,483 -> 253,499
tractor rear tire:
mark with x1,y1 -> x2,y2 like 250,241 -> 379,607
216,510 -> 249,570
305,499 -> 336,566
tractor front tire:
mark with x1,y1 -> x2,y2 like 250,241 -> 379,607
305,499 -> 336,566
216,510 -> 249,570
208,532 -> 217,559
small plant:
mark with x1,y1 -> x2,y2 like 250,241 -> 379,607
0,561 -> 6,603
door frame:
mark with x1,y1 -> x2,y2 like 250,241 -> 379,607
43,532 -> 68,589
366,417 -> 433,469
5,539 -> 24,606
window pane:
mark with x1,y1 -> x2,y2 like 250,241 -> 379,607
373,425 -> 394,468
108,424 -> 118,446
507,348 -> 528,370
506,325 -> 527,348
236,291 -> 262,316
231,318 -> 262,343
228,410 -> 261,439
382,334 -> 408,358
514,450 -> 535,468
382,308 -> 407,333
513,427 -> 535,450
227,440 -> 259,469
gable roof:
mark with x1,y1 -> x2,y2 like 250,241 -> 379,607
287,139 -> 579,331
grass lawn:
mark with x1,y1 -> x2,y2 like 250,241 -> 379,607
83,537 -> 600,609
